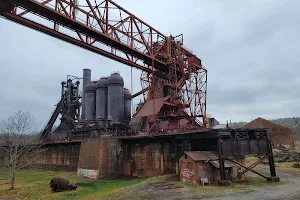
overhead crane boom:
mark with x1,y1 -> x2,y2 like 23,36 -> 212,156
1,0 -> 169,75
0,0 -> 208,132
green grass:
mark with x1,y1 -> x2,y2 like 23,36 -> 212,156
245,155 -> 300,176
185,176 -> 285,198
0,169 -> 144,200
294,141 -> 300,148
271,162 -> 300,175
0,169 -> 287,200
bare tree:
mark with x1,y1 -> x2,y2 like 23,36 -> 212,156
0,110 -> 42,190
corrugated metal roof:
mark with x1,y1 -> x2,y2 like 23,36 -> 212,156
184,151 -> 218,161
184,151 -> 209,161
184,151 -> 234,168
242,117 -> 291,130
134,97 -> 169,117
209,160 -> 234,168
203,151 -> 219,160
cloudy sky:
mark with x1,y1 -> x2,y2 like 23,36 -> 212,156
0,0 -> 299,129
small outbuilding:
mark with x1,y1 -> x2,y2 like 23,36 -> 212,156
179,151 -> 236,185
242,117 -> 294,149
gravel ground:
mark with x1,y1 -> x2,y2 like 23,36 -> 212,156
204,169 -> 300,200
106,168 -> 300,200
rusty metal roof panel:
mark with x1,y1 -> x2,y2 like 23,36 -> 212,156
134,97 -> 169,117
242,117 -> 291,131
184,151 -> 218,161
209,160 -> 233,168
204,151 -> 219,160
184,151 -> 209,161
184,151 -> 234,168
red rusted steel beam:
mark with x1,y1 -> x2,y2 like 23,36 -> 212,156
7,0 -> 167,67
3,12 -> 165,77
0,0 -> 208,130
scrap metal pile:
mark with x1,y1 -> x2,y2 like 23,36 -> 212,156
273,149 -> 300,163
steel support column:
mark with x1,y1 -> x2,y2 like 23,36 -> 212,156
268,138 -> 277,177
217,137 -> 226,181
160,142 -> 164,174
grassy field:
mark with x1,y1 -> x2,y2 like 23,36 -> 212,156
245,155 -> 300,175
0,168 -> 287,200
271,162 -> 300,175
0,170 -> 144,200
294,141 -> 300,149
186,176 -> 284,198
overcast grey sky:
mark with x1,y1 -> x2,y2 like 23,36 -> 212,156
0,0 -> 299,129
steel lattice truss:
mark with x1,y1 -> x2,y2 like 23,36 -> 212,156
0,0 -> 208,132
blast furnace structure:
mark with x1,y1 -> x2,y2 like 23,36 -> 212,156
1,0 -> 279,184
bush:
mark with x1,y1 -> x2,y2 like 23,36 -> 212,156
292,163 -> 300,168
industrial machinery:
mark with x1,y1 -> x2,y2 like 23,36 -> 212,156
0,0 -> 279,184
42,70 -> 133,140
41,75 -> 81,140
0,0 -> 208,136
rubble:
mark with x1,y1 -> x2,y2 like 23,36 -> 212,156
273,149 -> 300,162
292,163 -> 300,168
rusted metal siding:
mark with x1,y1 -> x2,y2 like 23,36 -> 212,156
78,139 -> 100,170
163,143 -> 176,173
78,136 -> 120,178
78,137 -> 120,178
270,130 -> 293,149
122,162 -> 132,176
179,156 -> 198,184
35,142 -> 81,171
134,97 -> 168,117
179,155 -> 216,185
179,154 -> 233,185
99,137 -> 120,177
242,117 -> 294,149
129,142 -> 161,177
123,141 -> 175,177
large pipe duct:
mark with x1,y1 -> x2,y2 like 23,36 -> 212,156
81,68 -> 91,120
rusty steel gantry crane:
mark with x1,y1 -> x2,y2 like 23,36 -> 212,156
0,0 -> 208,134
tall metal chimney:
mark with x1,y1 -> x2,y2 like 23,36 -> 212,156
81,68 -> 91,120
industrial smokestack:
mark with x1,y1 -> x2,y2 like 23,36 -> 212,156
81,68 -> 91,120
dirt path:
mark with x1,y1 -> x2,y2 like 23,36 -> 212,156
106,169 -> 300,200
204,169 -> 300,200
